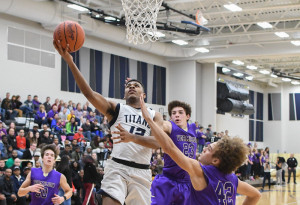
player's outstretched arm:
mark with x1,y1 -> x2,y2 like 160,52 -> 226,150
18,172 -> 45,197
52,174 -> 72,204
237,180 -> 261,205
53,40 -> 116,121
139,95 -> 206,189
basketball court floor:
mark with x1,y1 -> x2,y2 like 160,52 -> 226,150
236,180 -> 300,205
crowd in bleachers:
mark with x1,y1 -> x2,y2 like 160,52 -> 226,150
0,92 -> 112,204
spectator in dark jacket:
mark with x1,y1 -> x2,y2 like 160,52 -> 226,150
11,166 -> 26,205
287,153 -> 298,184
2,168 -> 17,205
82,156 -> 101,205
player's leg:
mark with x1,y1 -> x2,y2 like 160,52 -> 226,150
126,168 -> 152,205
100,159 -> 128,205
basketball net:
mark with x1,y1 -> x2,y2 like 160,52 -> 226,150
121,0 -> 163,44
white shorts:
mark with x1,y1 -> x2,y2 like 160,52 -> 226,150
101,159 -> 152,205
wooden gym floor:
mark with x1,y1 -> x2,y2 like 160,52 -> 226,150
236,178 -> 300,205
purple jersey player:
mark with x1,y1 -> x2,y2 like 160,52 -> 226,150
18,144 -> 72,204
139,95 -> 261,205
113,100 -> 197,205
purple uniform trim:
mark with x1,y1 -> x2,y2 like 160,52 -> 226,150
151,121 -> 197,205
190,164 -> 238,205
30,167 -> 61,205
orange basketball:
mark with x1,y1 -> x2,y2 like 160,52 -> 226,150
53,21 -> 85,53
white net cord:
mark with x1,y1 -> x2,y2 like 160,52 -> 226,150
121,0 -> 163,44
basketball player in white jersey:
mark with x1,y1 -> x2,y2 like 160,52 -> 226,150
54,41 -> 163,205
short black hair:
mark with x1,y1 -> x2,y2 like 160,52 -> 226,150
126,79 -> 144,90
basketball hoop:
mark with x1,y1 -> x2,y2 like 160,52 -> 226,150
121,0 -> 163,44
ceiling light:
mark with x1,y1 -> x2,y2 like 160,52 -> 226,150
275,32 -> 289,38
95,14 -> 100,18
172,40 -> 188,46
232,60 -> 244,65
224,3 -> 242,12
67,4 -> 89,12
195,47 -> 209,53
246,65 -> 257,70
148,31 -> 165,38
222,67 -> 231,73
105,16 -> 116,21
257,22 -> 273,29
291,41 -> 300,46
259,70 -> 270,74
282,78 -> 291,82
270,74 -> 278,78
233,72 -> 244,77
245,76 -> 253,81
291,81 -> 300,85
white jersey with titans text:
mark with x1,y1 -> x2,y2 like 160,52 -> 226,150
110,103 -> 156,164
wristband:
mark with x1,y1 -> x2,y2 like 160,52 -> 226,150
63,195 -> 67,201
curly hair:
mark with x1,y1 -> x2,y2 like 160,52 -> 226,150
41,144 -> 58,159
212,137 -> 248,174
168,101 -> 192,117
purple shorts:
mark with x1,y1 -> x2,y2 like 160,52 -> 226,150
151,174 -> 192,205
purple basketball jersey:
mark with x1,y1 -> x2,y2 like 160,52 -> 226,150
190,164 -> 238,205
30,167 -> 61,205
151,121 -> 197,205
162,121 -> 197,180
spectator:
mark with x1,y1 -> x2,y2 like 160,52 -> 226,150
1,92 -> 18,120
2,168 -> 17,205
47,105 -> 58,125
84,146 -> 92,156
86,111 -> 95,123
16,130 -> 26,153
82,156 -> 101,205
65,117 -> 77,136
59,108 -> 69,124
260,158 -> 271,192
73,169 -> 84,205
60,144 -> 72,158
1,136 -> 11,159
70,161 -> 81,179
23,95 -> 34,111
279,156 -> 286,183
103,135 -> 113,150
40,131 -> 52,144
100,116 -> 110,135
22,142 -> 37,160
0,121 -> 7,140
276,157 -> 282,185
196,126 -> 206,153
26,131 -> 35,146
51,98 -> 59,110
0,160 -> 5,176
75,103 -> 83,122
11,166 -> 27,205
43,96 -> 52,113
5,150 -> 18,169
72,145 -> 82,162
34,104 -> 47,128
91,136 -> 101,150
22,167 -> 31,178
73,128 -> 85,144
57,156 -> 72,205
91,120 -> 103,139
32,95 -> 41,112
11,95 -> 22,117
81,120 -> 95,142
287,153 -> 298,184
34,132 -> 41,147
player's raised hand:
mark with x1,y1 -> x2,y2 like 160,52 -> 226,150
51,194 -> 64,204
140,94 -> 151,121
53,40 -> 73,63
111,123 -> 134,144
28,184 -> 44,193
